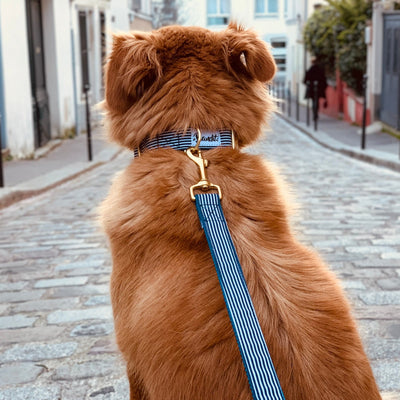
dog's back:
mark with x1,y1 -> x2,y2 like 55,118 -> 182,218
100,24 -> 381,400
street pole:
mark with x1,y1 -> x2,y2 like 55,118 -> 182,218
0,113 -> 3,187
296,82 -> 300,122
361,74 -> 368,150
276,81 -> 280,111
306,81 -> 310,127
313,81 -> 319,131
84,84 -> 93,162
279,81 -> 283,111
288,81 -> 291,117
398,75 -> 400,160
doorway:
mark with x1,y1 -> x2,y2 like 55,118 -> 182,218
26,0 -> 51,148
381,14 -> 400,130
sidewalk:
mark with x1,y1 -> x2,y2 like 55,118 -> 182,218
0,127 -> 121,209
278,98 -> 400,173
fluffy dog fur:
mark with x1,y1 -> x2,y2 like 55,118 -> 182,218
100,23 -> 381,399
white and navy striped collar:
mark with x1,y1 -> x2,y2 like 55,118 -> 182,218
133,129 -> 235,157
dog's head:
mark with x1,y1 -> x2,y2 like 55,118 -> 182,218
104,23 -> 276,149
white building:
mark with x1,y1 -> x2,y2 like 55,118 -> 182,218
284,0 -> 400,129
0,0 -> 152,159
180,0 -> 289,82
368,0 -> 400,129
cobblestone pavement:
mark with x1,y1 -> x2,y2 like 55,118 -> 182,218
0,116 -> 399,399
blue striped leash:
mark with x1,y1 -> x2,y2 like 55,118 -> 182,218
186,132 -> 286,400
134,128 -> 286,399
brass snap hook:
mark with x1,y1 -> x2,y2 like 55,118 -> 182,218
186,129 -> 222,201
193,128 -> 202,154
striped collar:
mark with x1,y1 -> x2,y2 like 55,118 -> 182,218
133,129 -> 235,157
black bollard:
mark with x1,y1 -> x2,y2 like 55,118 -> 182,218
361,74 -> 368,150
287,81 -> 291,117
296,83 -> 300,122
306,81 -> 310,127
313,80 -> 319,131
84,84 -> 93,162
276,81 -> 280,110
398,89 -> 400,160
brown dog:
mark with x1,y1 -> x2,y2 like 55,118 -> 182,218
100,23 -> 381,400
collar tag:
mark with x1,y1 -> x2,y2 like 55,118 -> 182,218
191,131 -> 221,148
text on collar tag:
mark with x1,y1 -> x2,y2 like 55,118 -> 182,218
191,131 -> 221,147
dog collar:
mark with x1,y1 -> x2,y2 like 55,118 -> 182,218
133,129 -> 236,157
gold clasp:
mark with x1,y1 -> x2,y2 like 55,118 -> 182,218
186,129 -> 222,201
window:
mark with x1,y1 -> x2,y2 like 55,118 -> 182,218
207,0 -> 230,26
269,37 -> 287,74
255,0 -> 278,16
271,40 -> 286,48
129,0 -> 141,12
274,56 -> 286,72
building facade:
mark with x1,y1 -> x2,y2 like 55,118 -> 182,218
368,0 -> 400,130
285,0 -> 400,130
284,0 -> 325,103
0,0 -> 153,159
128,0 -> 153,31
180,0 -> 289,82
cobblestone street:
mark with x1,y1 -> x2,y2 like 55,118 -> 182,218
0,116 -> 399,399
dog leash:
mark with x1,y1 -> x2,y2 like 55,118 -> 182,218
187,131 -> 286,400
195,193 -> 285,400
135,129 -> 285,399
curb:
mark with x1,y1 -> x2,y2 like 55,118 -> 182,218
280,115 -> 400,174
33,139 -> 63,159
0,147 -> 122,210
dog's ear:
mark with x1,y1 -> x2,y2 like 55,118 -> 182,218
105,33 -> 161,114
223,23 -> 276,83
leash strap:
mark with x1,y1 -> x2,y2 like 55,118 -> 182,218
195,193 -> 285,400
